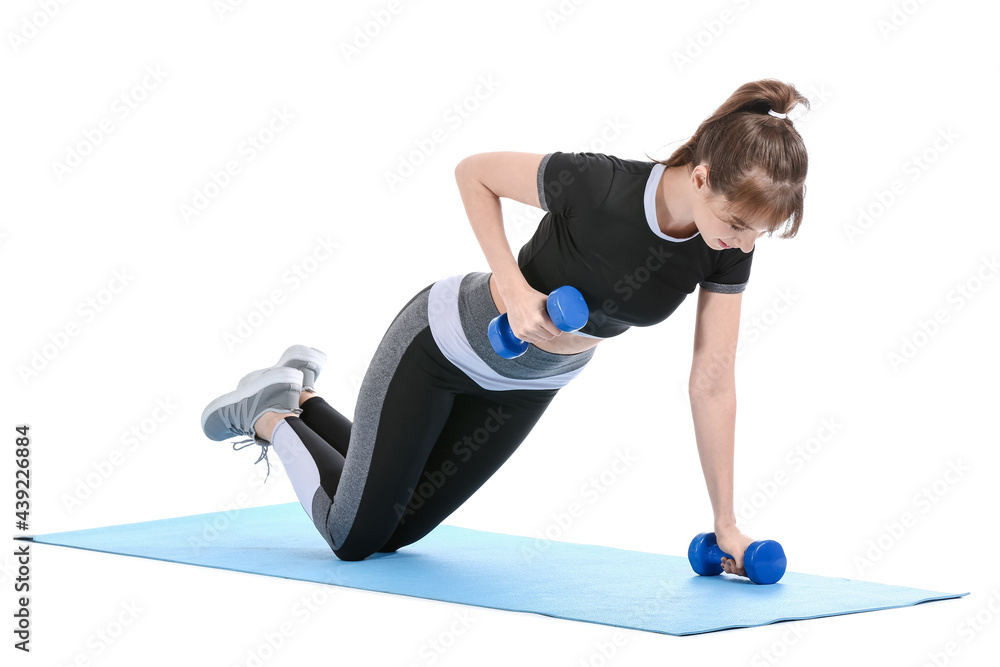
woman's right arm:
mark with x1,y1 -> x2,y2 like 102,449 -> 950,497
454,152 -> 561,344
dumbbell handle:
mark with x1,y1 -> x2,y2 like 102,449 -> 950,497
704,543 -> 735,564
488,285 -> 588,359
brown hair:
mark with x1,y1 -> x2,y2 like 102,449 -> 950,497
647,78 -> 810,239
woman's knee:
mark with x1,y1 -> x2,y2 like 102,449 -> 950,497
332,535 -> 390,561
332,546 -> 371,562
329,516 -> 399,561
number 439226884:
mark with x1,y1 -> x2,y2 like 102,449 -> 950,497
15,425 -> 30,531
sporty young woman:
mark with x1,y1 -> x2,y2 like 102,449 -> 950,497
201,78 -> 810,577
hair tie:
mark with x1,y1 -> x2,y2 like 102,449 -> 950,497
767,109 -> 787,119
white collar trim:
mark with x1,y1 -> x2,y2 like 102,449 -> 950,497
644,163 -> 701,242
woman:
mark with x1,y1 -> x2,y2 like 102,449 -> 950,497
201,78 -> 810,576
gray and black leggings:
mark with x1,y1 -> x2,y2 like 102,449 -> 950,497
269,271 -> 596,561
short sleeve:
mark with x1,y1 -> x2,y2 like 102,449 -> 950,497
699,246 -> 754,294
537,152 -> 616,216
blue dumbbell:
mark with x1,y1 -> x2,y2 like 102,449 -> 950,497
688,532 -> 787,585
487,286 -> 589,359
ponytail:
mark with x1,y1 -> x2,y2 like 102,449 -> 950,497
648,78 -> 810,238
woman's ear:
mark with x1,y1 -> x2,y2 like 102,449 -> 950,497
690,164 -> 711,193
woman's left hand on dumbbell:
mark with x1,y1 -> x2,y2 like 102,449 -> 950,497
715,525 -> 757,577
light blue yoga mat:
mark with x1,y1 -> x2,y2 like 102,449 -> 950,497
26,502 -> 966,635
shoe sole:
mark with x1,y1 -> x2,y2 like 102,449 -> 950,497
201,366 -> 303,438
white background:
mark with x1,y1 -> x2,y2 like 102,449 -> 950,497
3,0 -> 998,665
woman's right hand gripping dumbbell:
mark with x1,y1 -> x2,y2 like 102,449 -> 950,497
501,283 -> 564,347
489,279 -> 590,358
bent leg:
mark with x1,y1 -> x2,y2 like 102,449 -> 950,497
340,350 -> 457,559
297,396 -> 351,458
379,388 -> 558,553
268,417 -> 344,525
321,325 -> 465,560
295,272 -> 590,561
311,281 -> 482,561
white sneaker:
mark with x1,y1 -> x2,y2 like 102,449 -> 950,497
201,366 -> 304,482
237,345 -> 327,393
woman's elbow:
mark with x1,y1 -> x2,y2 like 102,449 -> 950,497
688,364 -> 736,398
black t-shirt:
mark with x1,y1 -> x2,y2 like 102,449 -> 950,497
517,151 -> 754,338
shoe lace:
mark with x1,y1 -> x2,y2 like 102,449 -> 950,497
232,437 -> 274,483
222,398 -> 302,484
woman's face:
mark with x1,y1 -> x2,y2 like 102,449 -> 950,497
690,165 -> 766,253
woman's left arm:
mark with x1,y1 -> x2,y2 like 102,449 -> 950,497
688,287 -> 757,575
